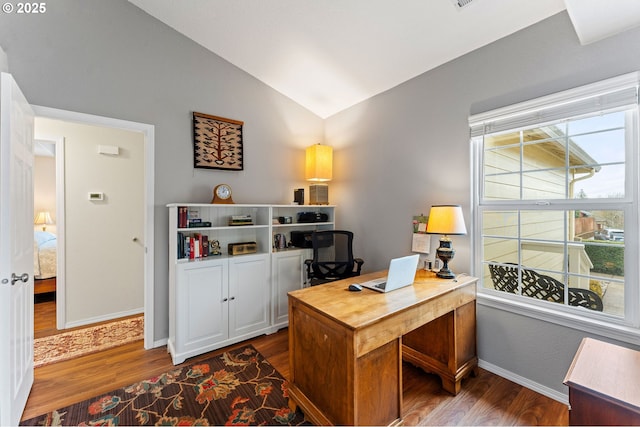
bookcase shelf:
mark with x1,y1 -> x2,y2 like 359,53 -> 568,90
166,203 -> 335,364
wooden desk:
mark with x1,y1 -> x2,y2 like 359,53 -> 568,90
287,269 -> 478,426
564,337 -> 640,426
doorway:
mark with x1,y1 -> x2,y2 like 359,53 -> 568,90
32,106 -> 155,349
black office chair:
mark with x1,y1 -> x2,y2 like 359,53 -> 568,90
304,230 -> 364,286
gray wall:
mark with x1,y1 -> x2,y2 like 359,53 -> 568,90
3,1 -> 640,398
326,11 -> 640,397
0,0 -> 323,340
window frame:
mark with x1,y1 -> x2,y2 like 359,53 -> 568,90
470,72 -> 640,344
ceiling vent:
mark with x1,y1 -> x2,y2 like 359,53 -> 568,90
450,0 -> 474,9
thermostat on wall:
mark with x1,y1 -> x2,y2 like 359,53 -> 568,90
97,145 -> 119,155
88,192 -> 104,201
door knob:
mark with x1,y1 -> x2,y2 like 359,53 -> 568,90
11,273 -> 29,285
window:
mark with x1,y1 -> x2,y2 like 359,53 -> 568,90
471,73 -> 639,331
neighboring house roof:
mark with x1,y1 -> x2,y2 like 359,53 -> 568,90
535,125 -> 602,174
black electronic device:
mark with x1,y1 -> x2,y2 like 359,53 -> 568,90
297,212 -> 329,223
348,284 -> 362,292
291,230 -> 333,248
290,231 -> 313,248
294,188 -> 304,205
278,216 -> 292,224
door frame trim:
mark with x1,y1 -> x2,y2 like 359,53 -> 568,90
32,105 -> 155,349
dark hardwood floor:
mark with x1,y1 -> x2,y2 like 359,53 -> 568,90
25,298 -> 569,425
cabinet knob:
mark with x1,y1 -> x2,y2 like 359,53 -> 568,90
230,296 -> 235,301
222,298 -> 228,302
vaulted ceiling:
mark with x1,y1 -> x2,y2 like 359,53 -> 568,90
129,0 -> 640,119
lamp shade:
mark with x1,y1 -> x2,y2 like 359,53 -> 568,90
305,144 -> 333,182
426,205 -> 467,235
34,211 -> 53,226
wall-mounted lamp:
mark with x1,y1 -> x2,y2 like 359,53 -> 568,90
34,211 -> 54,231
305,143 -> 333,205
426,205 -> 467,279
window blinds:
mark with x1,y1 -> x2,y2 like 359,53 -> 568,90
470,72 -> 639,137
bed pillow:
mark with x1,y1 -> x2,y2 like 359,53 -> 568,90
34,231 -> 56,246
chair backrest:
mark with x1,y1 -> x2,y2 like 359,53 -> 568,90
310,230 -> 356,280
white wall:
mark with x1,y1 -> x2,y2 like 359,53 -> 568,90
326,11 -> 640,398
0,0 -> 324,339
35,117 -> 145,325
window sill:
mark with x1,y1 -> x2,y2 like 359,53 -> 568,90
477,291 -> 640,345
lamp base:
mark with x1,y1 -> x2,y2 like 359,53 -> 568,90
309,184 -> 329,205
435,238 -> 456,279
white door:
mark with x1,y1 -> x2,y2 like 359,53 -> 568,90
0,72 -> 35,426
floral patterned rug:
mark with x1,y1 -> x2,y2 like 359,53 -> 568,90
21,345 -> 309,426
34,316 -> 144,367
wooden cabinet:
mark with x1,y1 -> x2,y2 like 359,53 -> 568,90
167,203 -> 335,364
564,338 -> 640,426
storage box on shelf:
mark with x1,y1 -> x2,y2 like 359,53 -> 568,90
167,203 -> 335,364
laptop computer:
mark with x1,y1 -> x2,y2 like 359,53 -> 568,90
360,254 -> 420,293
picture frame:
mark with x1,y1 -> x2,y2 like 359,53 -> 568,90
193,112 -> 244,171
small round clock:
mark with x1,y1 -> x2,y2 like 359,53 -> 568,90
211,184 -> 235,204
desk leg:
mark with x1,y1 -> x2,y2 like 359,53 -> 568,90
402,301 -> 477,395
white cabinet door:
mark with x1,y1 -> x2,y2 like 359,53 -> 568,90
176,259 -> 228,354
272,250 -> 308,326
228,253 -> 270,337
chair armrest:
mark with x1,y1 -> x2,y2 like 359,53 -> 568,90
354,258 -> 364,275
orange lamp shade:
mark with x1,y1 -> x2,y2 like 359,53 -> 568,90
305,144 -> 333,182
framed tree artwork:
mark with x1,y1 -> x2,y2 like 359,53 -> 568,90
193,112 -> 244,170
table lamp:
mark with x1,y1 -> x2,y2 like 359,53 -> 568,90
426,205 -> 467,279
34,211 -> 53,231
305,143 -> 332,205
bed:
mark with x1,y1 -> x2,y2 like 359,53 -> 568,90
34,231 -> 57,294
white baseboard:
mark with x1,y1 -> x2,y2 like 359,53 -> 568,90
478,358 -> 569,406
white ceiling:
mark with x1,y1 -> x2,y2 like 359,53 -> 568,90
128,0 -> 640,119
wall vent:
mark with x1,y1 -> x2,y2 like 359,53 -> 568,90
450,0 -> 474,9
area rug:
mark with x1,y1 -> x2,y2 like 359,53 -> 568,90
34,316 -> 144,368
22,345 -> 308,426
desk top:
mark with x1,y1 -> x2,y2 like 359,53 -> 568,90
564,337 -> 640,411
288,269 -> 477,331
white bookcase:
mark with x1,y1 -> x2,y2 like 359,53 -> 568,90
167,203 -> 335,364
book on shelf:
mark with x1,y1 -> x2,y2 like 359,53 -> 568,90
188,221 -> 212,228
229,214 -> 253,226
202,235 -> 209,257
178,206 -> 188,228
178,232 -> 212,260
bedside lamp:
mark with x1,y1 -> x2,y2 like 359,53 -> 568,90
34,211 -> 53,231
305,143 -> 332,205
426,205 -> 467,279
